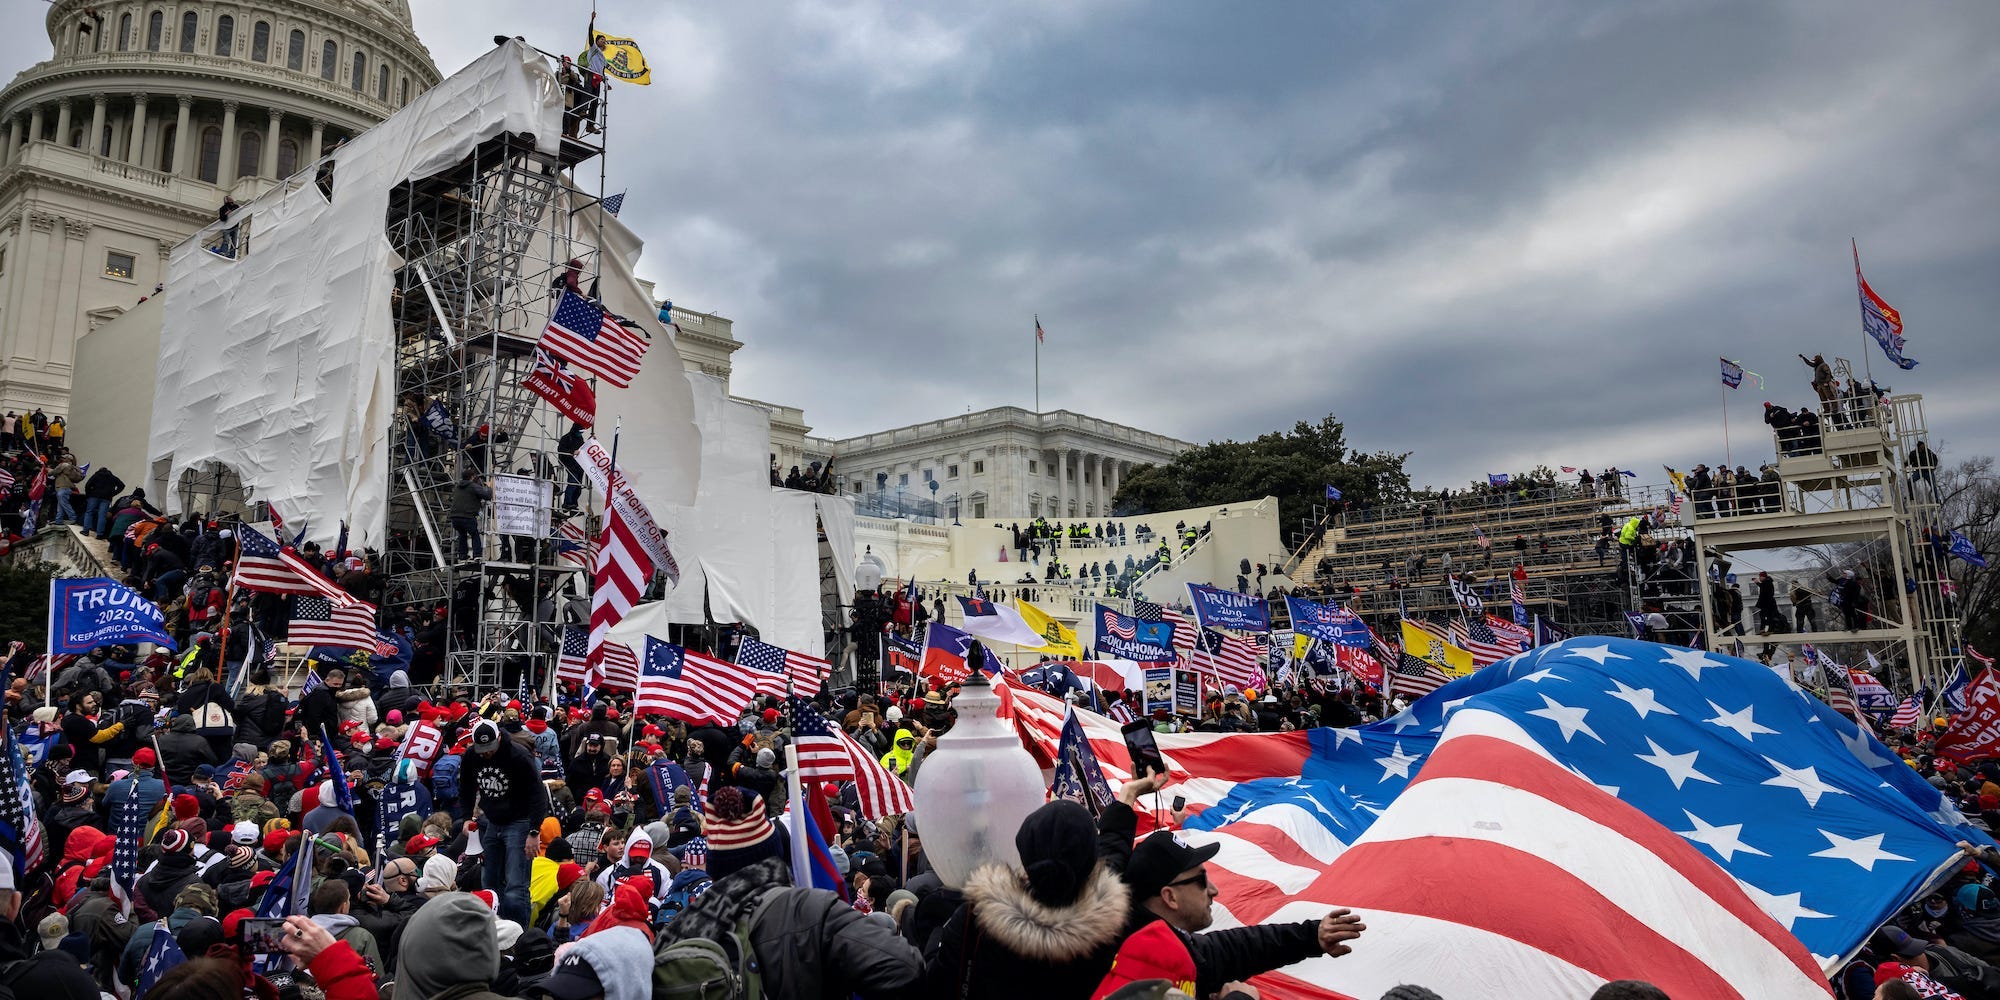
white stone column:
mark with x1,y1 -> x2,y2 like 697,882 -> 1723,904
27,105 -> 45,147
88,95 -> 106,157
218,101 -> 239,187
260,108 -> 281,178
126,93 -> 148,165
173,95 -> 193,177
307,117 -> 324,161
54,100 -> 72,148
4,118 -> 19,165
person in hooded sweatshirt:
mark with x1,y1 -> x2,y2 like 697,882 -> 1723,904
924,800 -> 1132,998
136,829 -> 205,918
594,836 -> 670,902
396,892 -> 521,1000
531,918 -> 655,1000
308,879 -> 384,981
377,670 -> 416,720
1951,882 -> 2000,965
658,786 -> 924,999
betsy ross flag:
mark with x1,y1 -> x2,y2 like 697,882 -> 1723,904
540,290 -> 649,388
289,596 -> 379,649
233,527 -> 356,605
736,636 -> 831,696
635,637 -> 761,727
788,696 -> 914,819
522,348 -> 597,427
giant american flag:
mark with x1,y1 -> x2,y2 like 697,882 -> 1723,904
634,637 -> 761,726
1008,638 -> 1991,995
232,526 -> 356,605
587,502 -> 653,689
539,290 -> 650,388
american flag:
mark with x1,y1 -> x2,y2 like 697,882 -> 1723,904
25,651 -> 78,681
1450,615 -> 1526,667
736,637 -> 831,697
1100,609 -> 1137,641
0,468 -> 12,490
635,637 -> 761,727
1390,650 -> 1453,698
1193,628 -> 1262,692
109,791 -> 148,915
1130,599 -> 1165,622
539,290 -> 649,388
556,625 -> 591,686
1163,607 -> 1195,653
789,696 -> 914,819
289,596 -> 379,649
555,517 -> 596,571
1889,696 -> 1921,729
602,191 -> 626,215
232,526 -> 357,605
137,924 -> 187,998
597,639 -> 641,692
0,689 -> 44,876
587,502 -> 654,688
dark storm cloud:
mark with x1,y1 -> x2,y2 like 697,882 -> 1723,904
12,2 -> 1992,485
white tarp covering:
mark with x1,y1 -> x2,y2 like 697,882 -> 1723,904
815,493 -> 858,606
149,41 -> 565,546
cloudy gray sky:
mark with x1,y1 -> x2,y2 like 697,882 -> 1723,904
13,1 -> 1998,489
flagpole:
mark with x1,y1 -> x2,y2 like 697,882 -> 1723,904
1033,314 -> 1040,414
44,577 -> 56,704
1851,239 -> 1876,387
1720,380 -> 1732,469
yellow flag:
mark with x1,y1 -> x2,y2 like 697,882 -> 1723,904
1015,599 -> 1084,658
1664,465 -> 1688,496
1401,620 -> 1474,676
587,30 -> 652,85
1293,632 -> 1313,661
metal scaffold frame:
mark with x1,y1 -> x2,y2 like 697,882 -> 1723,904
1689,384 -> 1963,692
381,109 -> 613,693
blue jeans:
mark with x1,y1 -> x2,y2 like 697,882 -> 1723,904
482,816 -> 534,925
452,516 -> 482,560
153,569 -> 186,601
54,488 -> 75,523
84,497 -> 110,536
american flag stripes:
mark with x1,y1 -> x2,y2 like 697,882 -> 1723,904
788,696 -> 915,819
587,502 -> 654,688
1193,628 -> 1262,692
0,703 -> 44,877
1390,651 -> 1453,698
554,517 -> 595,571
1164,606 -> 1196,653
539,290 -> 650,388
232,527 -> 357,605
1450,615 -> 1526,667
288,596 -> 379,649
736,637 -> 832,696
109,791 -> 147,915
596,639 -> 641,692
634,637 -> 761,727
556,625 -> 590,686
1889,696 -> 1921,729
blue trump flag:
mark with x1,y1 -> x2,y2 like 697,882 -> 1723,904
1949,531 -> 1988,569
1487,473 -> 1510,486
1285,596 -> 1371,652
319,727 -> 356,814
48,577 -> 177,653
1324,484 -> 1343,501
1095,605 -> 1176,662
1050,706 -> 1114,814
1187,582 -> 1270,633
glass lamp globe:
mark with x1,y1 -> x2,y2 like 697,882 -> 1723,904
855,547 -> 886,592
912,669 -> 1047,888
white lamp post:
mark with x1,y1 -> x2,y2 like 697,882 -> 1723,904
911,664 -> 1047,889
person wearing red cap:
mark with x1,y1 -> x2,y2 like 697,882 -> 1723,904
102,750 -> 167,821
595,836 -> 669,902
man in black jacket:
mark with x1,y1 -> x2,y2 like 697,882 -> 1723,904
80,467 -> 123,538
1119,830 -> 1364,1000
296,667 -> 343,738
459,719 -> 550,926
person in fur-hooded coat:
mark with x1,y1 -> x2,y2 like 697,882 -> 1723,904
923,800 -> 1132,998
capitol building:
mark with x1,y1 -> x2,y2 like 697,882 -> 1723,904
0,2 -> 1188,521
0,0 -> 437,412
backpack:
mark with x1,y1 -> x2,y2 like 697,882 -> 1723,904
658,869 -> 713,927
193,699 -> 234,735
651,886 -> 784,999
431,754 -> 461,803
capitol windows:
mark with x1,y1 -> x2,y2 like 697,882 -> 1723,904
197,125 -> 221,183
378,65 -> 389,101
104,250 -> 136,280
286,30 -> 304,71
277,138 -> 298,177
1028,460 -> 1039,474
117,13 -> 130,50
352,52 -> 366,91
251,21 -> 269,62
973,460 -> 985,474
946,464 -> 959,479
214,15 -> 233,56
236,131 -> 261,181
157,124 -> 176,173
146,11 -> 163,51
400,78 -> 410,104
321,41 -> 337,81
179,11 -> 197,53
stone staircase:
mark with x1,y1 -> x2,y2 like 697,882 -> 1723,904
4,523 -> 120,577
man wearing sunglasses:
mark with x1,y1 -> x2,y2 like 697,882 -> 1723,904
356,856 -> 428,975
1122,830 -> 1366,1000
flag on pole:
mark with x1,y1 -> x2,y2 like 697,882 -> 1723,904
1035,315 -> 1044,344
735,637 -> 832,696
232,527 -> 357,604
1889,696 -> 1921,730
634,637 -> 761,726
556,625 -> 590,686
585,29 -> 652,85
787,696 -> 914,819
521,348 -> 597,427
587,502 -> 654,684
1193,629 -> 1262,692
1854,240 -> 1918,371
289,596 -> 379,649
1945,666 -> 1972,715
1949,531 -> 1988,569
1049,706 -> 1114,815
539,290 -> 650,388
136,924 -> 188,999
1014,598 -> 1084,658
319,727 -> 356,814
955,595 -> 1043,647
601,191 -> 626,215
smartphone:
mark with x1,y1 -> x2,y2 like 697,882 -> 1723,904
239,916 -> 290,954
1120,718 -> 1167,778
1171,795 -> 1186,812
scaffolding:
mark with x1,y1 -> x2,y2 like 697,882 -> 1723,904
381,108 -> 611,692
1689,380 -> 1962,691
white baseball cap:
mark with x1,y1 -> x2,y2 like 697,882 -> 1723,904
63,770 -> 91,787
231,821 -> 259,846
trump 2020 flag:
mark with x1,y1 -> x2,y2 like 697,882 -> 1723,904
1050,706 -> 1114,814
49,578 -> 177,653
1949,531 -> 1988,569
